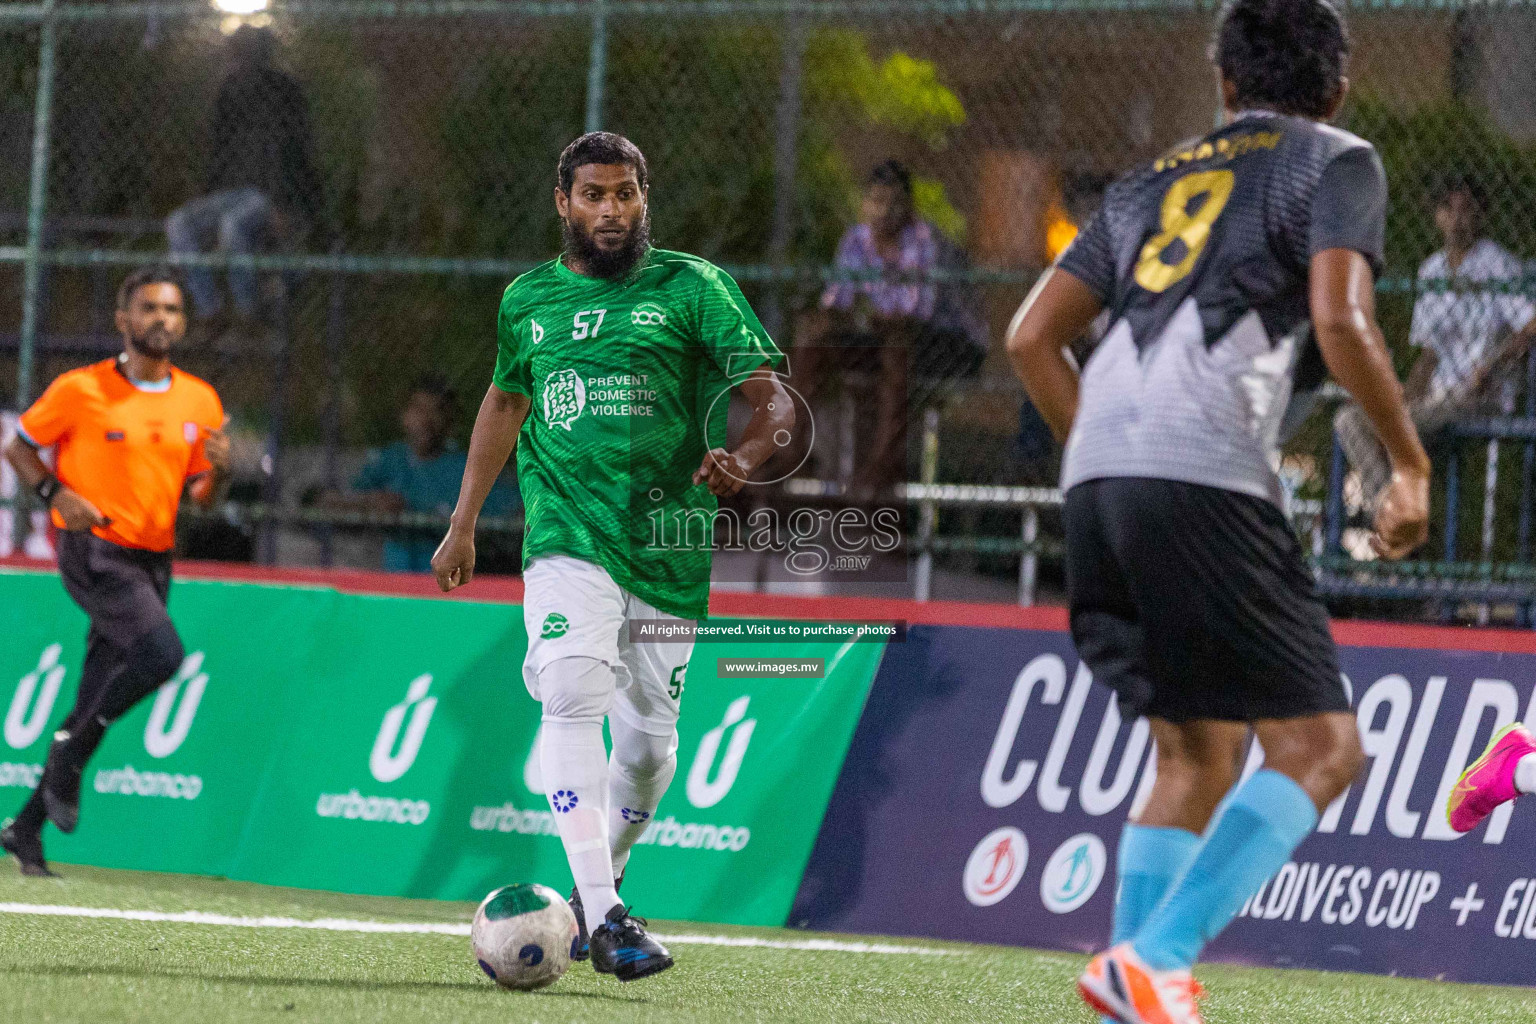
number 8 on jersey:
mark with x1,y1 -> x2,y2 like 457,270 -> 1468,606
1134,169 -> 1236,294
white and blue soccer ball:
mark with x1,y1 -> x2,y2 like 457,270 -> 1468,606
471,882 -> 579,991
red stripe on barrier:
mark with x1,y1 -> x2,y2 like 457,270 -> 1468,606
1328,618 -> 1536,654
5,553 -> 1535,652
178,559 -> 530,604
0,554 -> 1066,627
708,590 -> 1071,630
1,554 -> 527,604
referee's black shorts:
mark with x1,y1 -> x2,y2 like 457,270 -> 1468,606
1064,477 -> 1346,724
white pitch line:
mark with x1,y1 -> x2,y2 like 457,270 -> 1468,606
655,934 -> 960,955
0,903 -> 470,935
0,903 -> 961,956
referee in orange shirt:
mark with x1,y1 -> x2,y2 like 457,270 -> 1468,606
2,267 -> 228,876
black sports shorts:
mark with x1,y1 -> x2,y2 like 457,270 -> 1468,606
1064,477 -> 1346,724
57,531 -> 174,651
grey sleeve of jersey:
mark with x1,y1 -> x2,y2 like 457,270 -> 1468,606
1055,205 -> 1117,303
1309,145 -> 1387,276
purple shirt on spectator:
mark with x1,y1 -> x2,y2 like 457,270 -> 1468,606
821,220 -> 939,321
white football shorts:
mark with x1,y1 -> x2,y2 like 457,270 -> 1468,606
521,553 -> 695,736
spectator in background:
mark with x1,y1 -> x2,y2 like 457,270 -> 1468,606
165,26 -> 323,336
1335,173 -> 1536,510
790,159 -> 986,491
323,375 -> 519,573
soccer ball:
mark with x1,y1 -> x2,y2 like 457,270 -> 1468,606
471,882 -> 579,991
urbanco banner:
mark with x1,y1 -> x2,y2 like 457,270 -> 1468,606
228,593 -> 881,925
1,569 -> 881,925
791,623 -> 1536,986
1,570 -> 327,876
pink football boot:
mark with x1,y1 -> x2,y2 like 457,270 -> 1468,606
1447,723 -> 1536,834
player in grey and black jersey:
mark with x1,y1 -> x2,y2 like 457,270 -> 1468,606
1056,109 -> 1391,506
1006,1 -> 1429,1021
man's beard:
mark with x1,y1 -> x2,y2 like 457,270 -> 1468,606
127,325 -> 172,359
563,212 -> 651,280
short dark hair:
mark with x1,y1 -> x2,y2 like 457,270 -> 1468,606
1431,171 -> 1487,212
1212,0 -> 1349,119
408,372 -> 456,416
116,266 -> 186,311
557,132 -> 649,195
868,159 -> 913,197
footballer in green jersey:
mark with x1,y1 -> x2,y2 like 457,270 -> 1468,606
489,245 -> 783,620
432,133 -> 794,983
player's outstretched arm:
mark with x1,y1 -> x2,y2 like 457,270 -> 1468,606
1004,268 -> 1104,442
1311,247 -> 1431,560
693,368 -> 793,497
433,385 -> 530,592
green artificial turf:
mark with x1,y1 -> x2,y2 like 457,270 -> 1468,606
0,865 -> 1531,1023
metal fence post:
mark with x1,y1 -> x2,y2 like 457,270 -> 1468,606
1018,506 -> 1038,607
1479,395 -> 1511,624
258,289 -> 295,566
913,407 -> 940,601
1482,434 -> 1500,568
760,14 -> 805,343
1450,8 -> 1476,102
1325,433 -> 1346,556
837,391 -> 855,483
17,0 -> 58,412
1519,350 -> 1536,626
1445,446 -> 1460,562
1441,444 -> 1461,624
585,0 -> 608,134
319,241 -> 347,568
1518,349 -> 1535,562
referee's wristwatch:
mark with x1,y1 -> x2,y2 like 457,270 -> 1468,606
34,474 -> 62,506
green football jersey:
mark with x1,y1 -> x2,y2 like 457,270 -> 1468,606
493,248 -> 784,620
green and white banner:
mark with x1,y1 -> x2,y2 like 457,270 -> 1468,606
0,569 -> 882,925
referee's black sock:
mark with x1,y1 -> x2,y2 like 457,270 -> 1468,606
7,719 -> 99,836
8,710 -> 103,838
40,719 -> 106,834
52,717 -> 107,776
9,786 -> 48,836
41,625 -> 183,835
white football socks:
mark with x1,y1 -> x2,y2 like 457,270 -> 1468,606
608,716 -> 679,878
1516,753 -> 1536,796
541,718 -> 620,933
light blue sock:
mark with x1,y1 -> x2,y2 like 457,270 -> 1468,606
1111,823 -> 1201,945
1132,770 -> 1317,971
1101,823 -> 1201,1024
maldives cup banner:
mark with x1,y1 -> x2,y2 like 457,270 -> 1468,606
793,623 -> 1536,987
0,568 -> 880,926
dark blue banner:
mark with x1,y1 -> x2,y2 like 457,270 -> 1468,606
791,624 -> 1536,986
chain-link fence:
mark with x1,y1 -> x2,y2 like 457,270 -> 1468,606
2,1 -> 1535,614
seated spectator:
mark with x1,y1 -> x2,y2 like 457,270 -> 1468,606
165,26 -> 323,337
323,374 -> 519,573
1335,173 -> 1535,509
789,159 -> 987,491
